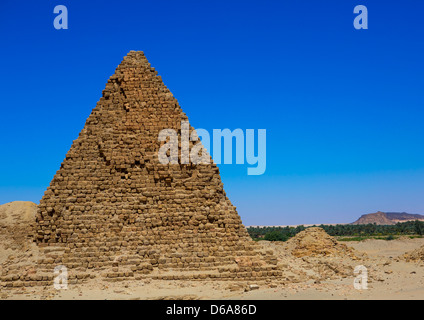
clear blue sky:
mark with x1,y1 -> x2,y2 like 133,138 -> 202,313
1,1 -> 424,225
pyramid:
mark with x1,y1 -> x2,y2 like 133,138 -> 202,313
0,51 -> 281,286
283,227 -> 359,259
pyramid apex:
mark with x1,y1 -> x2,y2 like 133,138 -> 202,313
127,50 -> 145,56
116,50 -> 151,69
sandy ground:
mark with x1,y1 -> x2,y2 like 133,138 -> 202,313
1,202 -> 424,300
1,237 -> 423,300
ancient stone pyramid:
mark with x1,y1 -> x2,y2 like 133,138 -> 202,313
27,51 -> 279,282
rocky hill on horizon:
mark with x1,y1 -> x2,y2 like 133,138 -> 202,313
351,211 -> 424,225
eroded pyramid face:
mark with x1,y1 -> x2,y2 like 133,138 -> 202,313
35,51 -> 250,257
0,51 -> 282,286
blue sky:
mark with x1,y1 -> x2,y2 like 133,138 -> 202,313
1,0 -> 424,225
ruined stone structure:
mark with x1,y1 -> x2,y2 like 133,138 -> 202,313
1,51 -> 279,288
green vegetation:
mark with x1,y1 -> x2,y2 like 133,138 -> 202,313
247,220 -> 424,242
263,230 -> 289,242
338,236 -> 371,242
337,235 -> 401,241
414,220 -> 424,236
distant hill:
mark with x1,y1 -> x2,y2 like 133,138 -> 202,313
351,211 -> 424,225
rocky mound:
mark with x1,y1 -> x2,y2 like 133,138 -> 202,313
0,201 -> 37,224
283,227 -> 359,259
0,201 -> 37,249
400,245 -> 424,263
0,202 -> 39,272
257,228 -> 367,283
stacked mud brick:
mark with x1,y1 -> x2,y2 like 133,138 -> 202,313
1,51 -> 280,288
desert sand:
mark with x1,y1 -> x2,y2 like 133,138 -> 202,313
1,202 -> 423,300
